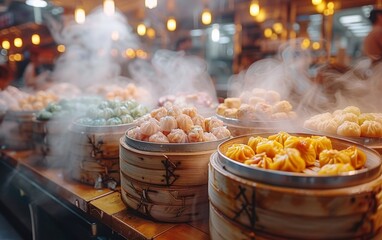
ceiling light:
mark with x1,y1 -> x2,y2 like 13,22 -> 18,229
167,17 -> 176,31
312,0 -> 322,5
57,45 -> 65,53
14,38 -> 22,48
145,0 -> 157,9
2,40 -> 10,49
249,0 -> 260,17
201,9 -> 212,25
26,0 -> 47,8
147,28 -> 156,39
31,34 -> 40,45
264,28 -> 272,38
75,7 -> 86,24
103,0 -> 115,16
137,23 -> 146,36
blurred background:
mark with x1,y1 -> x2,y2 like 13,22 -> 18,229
0,0 -> 379,97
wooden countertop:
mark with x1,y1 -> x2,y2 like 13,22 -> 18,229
1,150 -> 210,240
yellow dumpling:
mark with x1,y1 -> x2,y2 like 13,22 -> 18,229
310,136 -> 333,155
244,152 -> 273,169
319,149 -> 351,167
247,136 -> 267,152
340,146 -> 366,170
256,140 -> 284,158
318,163 -> 355,175
271,148 -> 306,172
268,131 -> 291,146
226,144 -> 255,162
284,136 -> 316,166
342,106 -> 361,116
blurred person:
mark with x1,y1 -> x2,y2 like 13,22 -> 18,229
364,8 -> 382,64
175,36 -> 193,53
23,50 -> 53,90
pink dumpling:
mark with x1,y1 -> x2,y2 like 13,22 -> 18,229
188,125 -> 205,142
148,132 -> 169,143
203,132 -> 218,142
211,126 -> 231,140
192,114 -> 206,131
127,127 -> 144,140
205,116 -> 224,132
150,107 -> 168,121
182,107 -> 198,118
159,116 -> 178,133
167,129 -> 188,143
176,114 -> 194,133
140,118 -> 160,136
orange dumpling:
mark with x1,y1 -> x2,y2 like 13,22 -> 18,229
268,131 -> 291,146
310,136 -> 333,156
244,152 -> 273,169
340,146 -> 366,170
319,149 -> 351,167
226,144 -> 255,162
247,136 -> 267,152
271,148 -> 306,172
318,163 -> 355,175
284,136 -> 316,166
256,140 -> 283,158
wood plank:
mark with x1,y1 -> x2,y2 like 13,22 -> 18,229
154,224 -> 210,240
89,192 -> 127,227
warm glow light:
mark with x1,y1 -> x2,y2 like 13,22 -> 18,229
75,7 -> 86,24
136,49 -> 147,59
9,54 -> 14,61
31,34 -> 40,45
167,17 -> 177,31
103,0 -> 115,16
316,2 -> 326,13
312,0 -> 322,5
271,33 -> 278,40
2,40 -> 10,49
249,0 -> 260,17
14,53 -> 22,61
14,38 -> 22,48
147,28 -> 156,39
125,48 -> 136,58
312,42 -> 321,50
264,28 -> 273,38
255,9 -> 266,22
301,38 -> 311,49
324,2 -> 335,16
57,44 -> 65,53
327,2 -> 334,9
111,31 -> 119,41
201,9 -> 212,25
137,23 -> 146,36
273,22 -> 283,34
145,0 -> 157,9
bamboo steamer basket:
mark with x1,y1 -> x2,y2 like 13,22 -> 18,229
209,132 -> 382,240
32,119 -> 70,167
119,133 -> 227,222
1,110 -> 36,150
66,122 -> 132,188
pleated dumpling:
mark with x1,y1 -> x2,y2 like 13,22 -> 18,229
360,120 -> 382,137
271,148 -> 306,172
310,136 -> 332,155
256,140 -> 283,158
337,121 -> 361,137
318,163 -> 355,175
319,149 -> 351,167
167,129 -> 188,143
148,132 -> 169,143
244,152 -> 273,169
340,146 -> 366,170
268,131 -> 291,145
342,106 -> 361,116
284,136 -> 316,166
225,144 -> 255,162
247,136 -> 267,152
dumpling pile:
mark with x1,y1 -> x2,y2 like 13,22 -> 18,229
225,132 -> 366,175
11,90 -> 59,111
216,88 -> 297,121
128,102 -> 231,143
304,106 -> 382,138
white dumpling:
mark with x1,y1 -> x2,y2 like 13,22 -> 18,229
317,119 -> 339,134
254,102 -> 273,119
360,120 -> 382,137
334,113 -> 358,125
264,90 -> 281,104
342,106 -> 361,116
272,100 -> 293,113
337,121 -> 361,137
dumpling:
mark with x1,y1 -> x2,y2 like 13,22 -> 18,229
317,119 -> 339,134
159,116 -> 178,133
182,107 -> 198,118
284,136 -> 316,166
256,140 -> 284,158
337,121 -> 361,137
225,143 -> 255,162
358,113 -> 375,125
148,132 -> 169,143
205,117 -> 224,132
236,104 -> 256,120
360,120 -> 382,137
268,131 -> 290,145
140,118 -> 160,136
303,118 -> 320,131
167,129 -> 188,143
224,98 -> 241,109
247,136 -> 267,152
203,132 -> 218,142
211,126 -> 231,140
127,127 -> 144,140
342,106 -> 361,116
318,163 -> 355,175
271,112 -> 289,120
176,114 -> 194,133
254,102 -> 273,119
334,113 -> 358,125
166,105 -> 182,117
188,125 -> 205,142
319,149 -> 351,167
252,88 -> 267,98
192,114 -> 206,131
310,136 -> 332,155
272,100 -> 293,113
264,90 -> 281,104
341,146 -> 366,170
244,152 -> 273,169
216,104 -> 227,116
248,96 -> 265,106
150,107 -> 168,121
271,148 -> 306,172
223,108 -> 238,118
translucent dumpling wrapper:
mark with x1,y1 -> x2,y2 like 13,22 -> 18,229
247,136 -> 267,152
318,163 -> 355,175
319,149 -> 351,167
203,132 -> 218,142
334,113 -> 358,125
176,114 -> 194,133
310,136 -> 332,155
337,121 -> 361,137
340,146 -> 366,170
284,136 -> 316,166
205,116 -> 224,132
182,106 -> 198,118
317,119 -> 338,135
256,140 -> 284,158
358,113 -> 375,125
360,120 -> 382,138
226,143 -> 255,162
192,114 -> 206,131
159,116 -> 178,133
140,118 -> 160,136
271,148 -> 306,172
268,131 -> 290,146
211,126 -> 231,140
148,132 -> 169,143
187,125 -> 205,142
127,127 -> 144,140
167,129 -> 188,143
342,106 -> 361,116
150,107 -> 168,121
